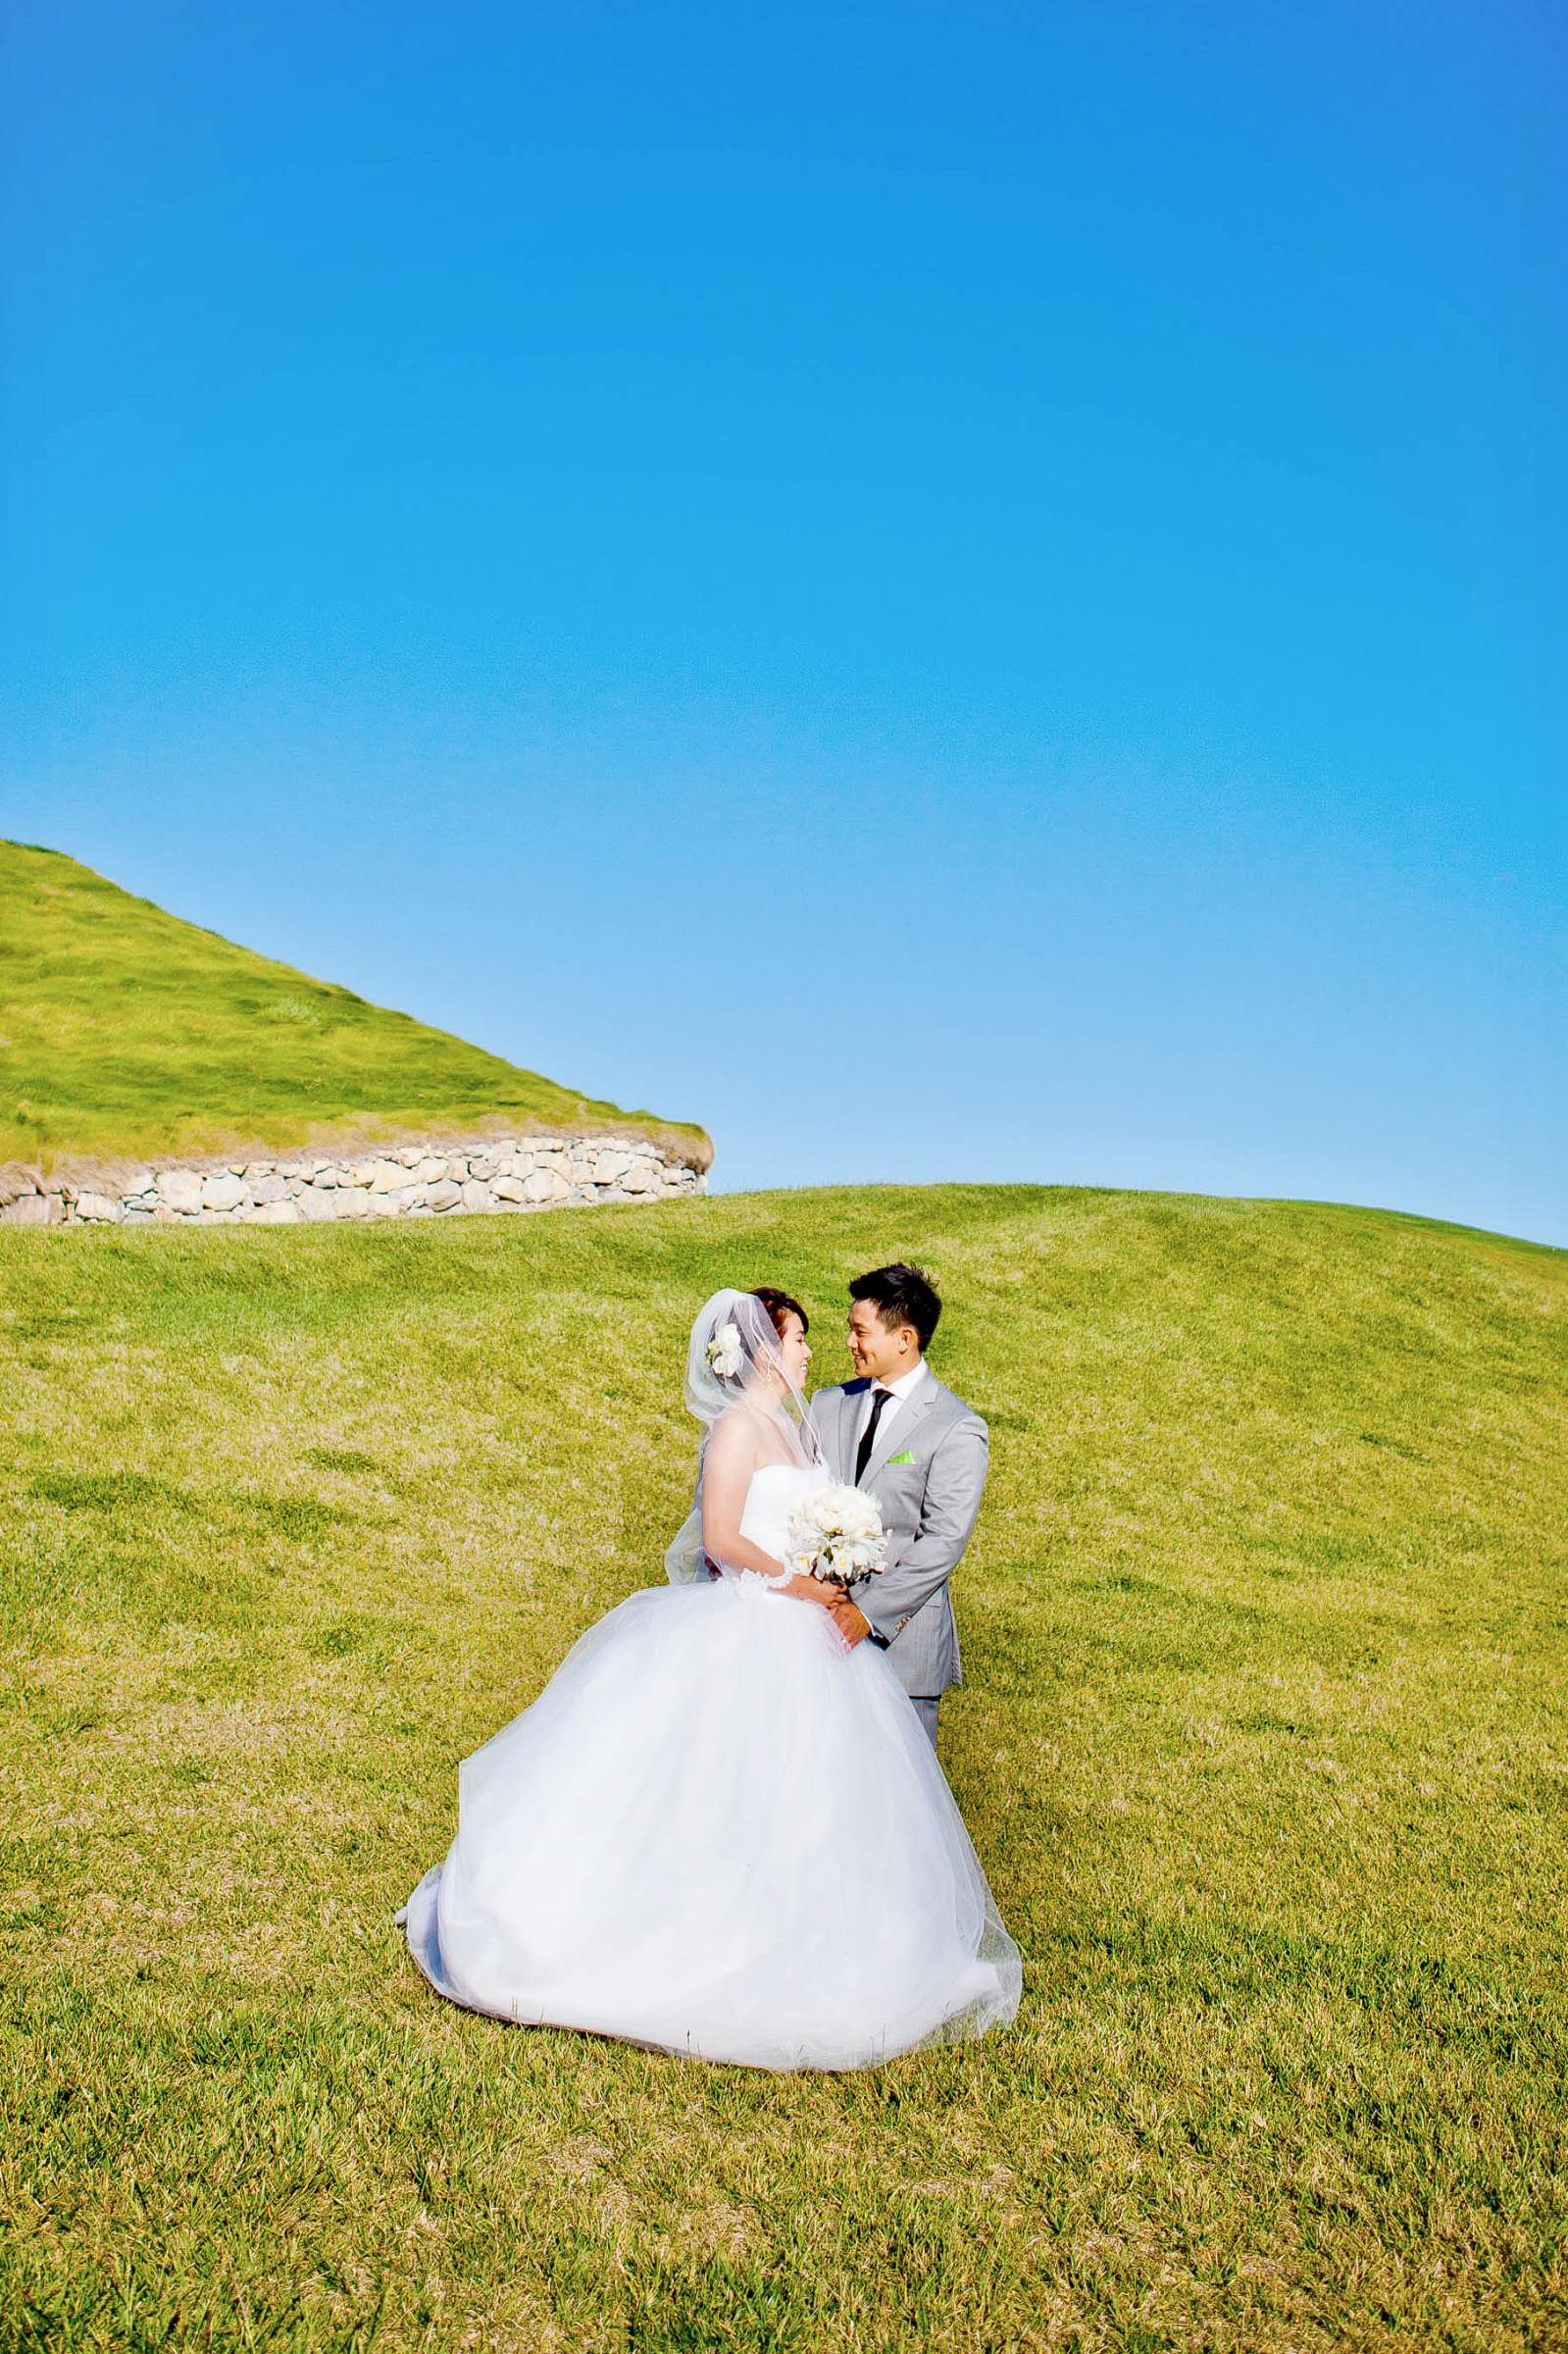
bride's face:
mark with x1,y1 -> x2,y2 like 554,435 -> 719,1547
775,1311 -> 812,1391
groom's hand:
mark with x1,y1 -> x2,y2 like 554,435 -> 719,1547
829,1598 -> 872,1648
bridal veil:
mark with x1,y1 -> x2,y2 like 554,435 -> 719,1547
664,1288 -> 825,1584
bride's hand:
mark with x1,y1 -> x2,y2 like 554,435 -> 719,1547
827,1596 -> 872,1648
777,1572 -> 839,1609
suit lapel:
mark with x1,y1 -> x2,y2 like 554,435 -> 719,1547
818,1381 -> 864,1481
838,1381 -> 870,1481
859,1373 -> 943,1487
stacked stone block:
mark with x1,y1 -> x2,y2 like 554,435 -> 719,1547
0,1137 -> 705,1228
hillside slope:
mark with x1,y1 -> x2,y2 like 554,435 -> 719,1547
0,840 -> 708,1169
3,1184 -> 1565,2348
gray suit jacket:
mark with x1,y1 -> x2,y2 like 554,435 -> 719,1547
808,1370 -> 989,1699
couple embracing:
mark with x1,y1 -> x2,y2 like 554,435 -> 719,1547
397,1264 -> 1021,2072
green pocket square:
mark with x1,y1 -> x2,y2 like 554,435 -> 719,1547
886,1450 -> 916,1466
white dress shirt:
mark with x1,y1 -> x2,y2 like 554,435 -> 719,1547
857,1357 -> 932,1451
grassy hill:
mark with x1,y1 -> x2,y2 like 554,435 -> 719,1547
0,841 -> 708,1171
3,1185 -> 1565,2350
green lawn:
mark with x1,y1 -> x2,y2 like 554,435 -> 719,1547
0,842 -> 707,1170
3,1184 -> 1566,2351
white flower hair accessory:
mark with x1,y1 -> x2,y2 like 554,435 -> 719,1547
704,1321 -> 744,1380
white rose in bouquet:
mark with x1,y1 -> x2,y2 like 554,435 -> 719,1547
785,1480 -> 888,1587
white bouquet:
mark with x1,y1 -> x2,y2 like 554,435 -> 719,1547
785,1481 -> 888,1588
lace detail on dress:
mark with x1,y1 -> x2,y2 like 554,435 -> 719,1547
718,1563 -> 794,1592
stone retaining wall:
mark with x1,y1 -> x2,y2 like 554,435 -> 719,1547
0,1135 -> 706,1228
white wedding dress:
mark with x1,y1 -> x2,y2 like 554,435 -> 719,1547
398,1463 -> 1021,2070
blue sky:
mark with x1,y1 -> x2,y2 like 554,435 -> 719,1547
5,0 -> 1564,1242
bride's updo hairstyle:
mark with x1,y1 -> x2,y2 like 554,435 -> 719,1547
665,1286 -> 825,1583
750,1286 -> 808,1340
682,1290 -> 806,1413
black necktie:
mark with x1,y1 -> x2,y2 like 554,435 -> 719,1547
855,1386 -> 894,1484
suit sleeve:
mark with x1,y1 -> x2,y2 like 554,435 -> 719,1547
852,1414 -> 989,1644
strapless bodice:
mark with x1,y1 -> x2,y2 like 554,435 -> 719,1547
736,1463 -> 824,1566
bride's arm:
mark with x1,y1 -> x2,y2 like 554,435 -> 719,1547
700,1419 -> 838,1608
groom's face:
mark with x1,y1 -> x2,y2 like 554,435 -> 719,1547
847,1301 -> 913,1383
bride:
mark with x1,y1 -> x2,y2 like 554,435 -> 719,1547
396,1286 -> 1021,2070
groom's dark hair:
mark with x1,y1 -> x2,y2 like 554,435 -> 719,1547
849,1263 -> 941,1352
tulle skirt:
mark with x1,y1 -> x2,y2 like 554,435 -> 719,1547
397,1574 -> 1021,2070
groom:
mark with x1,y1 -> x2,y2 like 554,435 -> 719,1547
809,1263 -> 989,1747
